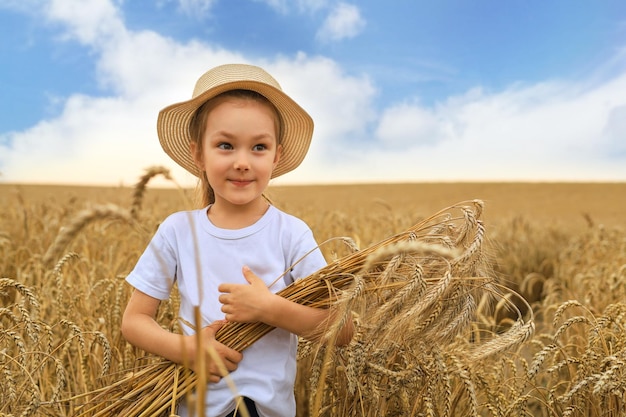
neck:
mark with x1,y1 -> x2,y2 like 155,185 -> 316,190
207,198 -> 270,229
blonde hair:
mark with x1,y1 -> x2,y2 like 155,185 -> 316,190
189,89 -> 281,207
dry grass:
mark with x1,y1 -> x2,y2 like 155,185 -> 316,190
1,174 -> 625,416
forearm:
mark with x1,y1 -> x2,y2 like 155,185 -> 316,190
121,312 -> 189,364
122,289 -> 243,383
262,295 -> 354,345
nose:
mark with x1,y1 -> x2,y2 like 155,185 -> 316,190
233,150 -> 250,171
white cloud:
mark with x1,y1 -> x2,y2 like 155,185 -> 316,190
265,54 -> 377,182
321,73 -> 626,183
46,0 -> 125,45
376,102 -> 447,147
1,0 -> 625,187
316,2 -> 365,42
275,71 -> 626,184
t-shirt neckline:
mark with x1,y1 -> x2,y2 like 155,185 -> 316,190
198,204 -> 277,239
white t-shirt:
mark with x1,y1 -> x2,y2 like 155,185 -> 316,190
126,205 -> 326,417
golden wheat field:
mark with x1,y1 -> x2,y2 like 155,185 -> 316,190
1,171 -> 625,417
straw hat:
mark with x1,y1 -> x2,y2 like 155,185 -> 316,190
157,63 -> 314,179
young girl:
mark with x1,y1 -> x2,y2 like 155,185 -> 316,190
121,64 -> 352,417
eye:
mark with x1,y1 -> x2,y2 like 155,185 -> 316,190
217,142 -> 233,150
252,144 -> 268,152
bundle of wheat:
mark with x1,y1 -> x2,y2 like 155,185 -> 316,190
298,200 -> 535,416
70,199 -> 533,417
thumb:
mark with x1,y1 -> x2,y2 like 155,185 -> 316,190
242,265 -> 260,285
205,320 -> 227,335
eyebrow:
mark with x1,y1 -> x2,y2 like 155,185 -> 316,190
210,130 -> 276,142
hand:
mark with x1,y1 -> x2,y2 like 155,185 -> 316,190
186,320 -> 243,383
218,266 -> 275,323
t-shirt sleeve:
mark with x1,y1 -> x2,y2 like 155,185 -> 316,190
125,220 -> 178,300
288,227 -> 327,283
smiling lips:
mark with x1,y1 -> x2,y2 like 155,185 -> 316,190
230,179 -> 253,187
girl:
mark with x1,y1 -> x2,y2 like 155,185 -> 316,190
121,64 -> 352,417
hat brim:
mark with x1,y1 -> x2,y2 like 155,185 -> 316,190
157,79 -> 314,179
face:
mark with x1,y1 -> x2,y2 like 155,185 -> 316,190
191,98 -> 281,212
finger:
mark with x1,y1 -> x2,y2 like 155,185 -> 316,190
224,349 -> 243,365
218,284 -> 227,293
241,265 -> 260,284
208,359 -> 233,377
221,304 -> 230,315
213,344 -> 242,366
222,359 -> 238,372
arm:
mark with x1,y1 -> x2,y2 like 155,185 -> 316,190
121,289 -> 243,382
218,266 -> 354,346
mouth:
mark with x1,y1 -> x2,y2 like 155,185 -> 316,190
229,179 -> 253,187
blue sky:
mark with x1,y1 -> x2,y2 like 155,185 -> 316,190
1,0 -> 625,186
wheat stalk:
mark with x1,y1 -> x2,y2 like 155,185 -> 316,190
42,204 -> 135,267
130,166 -> 173,219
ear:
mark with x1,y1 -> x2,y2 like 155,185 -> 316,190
273,144 -> 282,169
189,141 -> 204,171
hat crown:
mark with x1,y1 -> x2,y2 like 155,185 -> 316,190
192,64 -> 282,99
